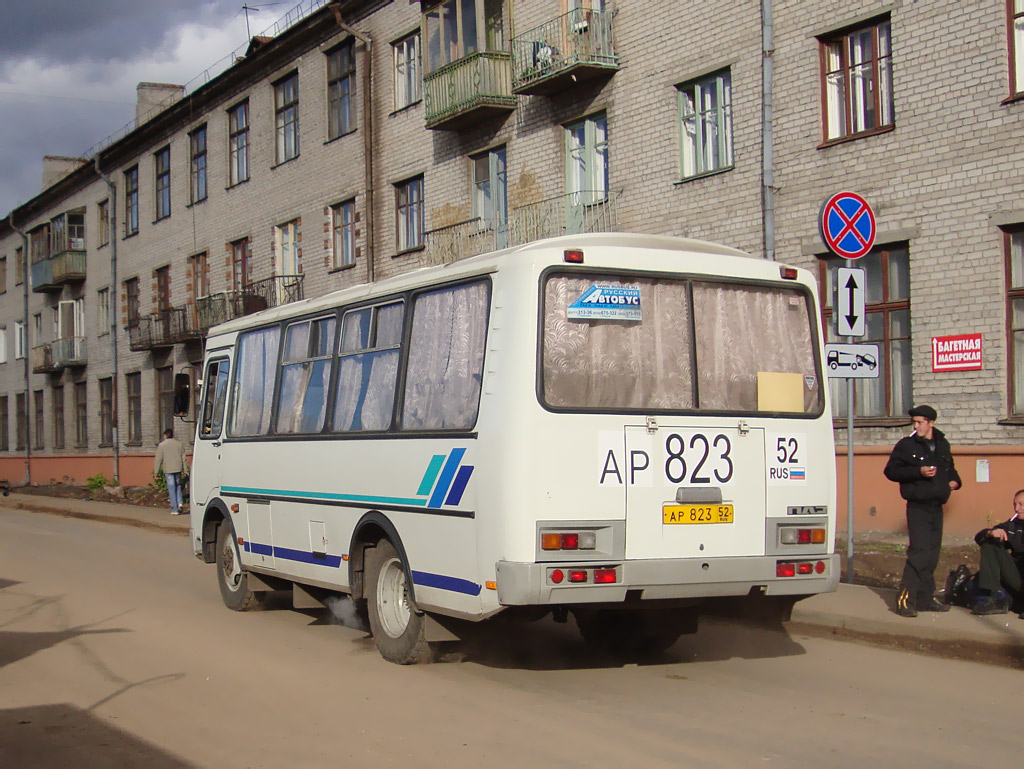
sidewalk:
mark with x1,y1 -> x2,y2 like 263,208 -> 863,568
4,491 -> 1024,666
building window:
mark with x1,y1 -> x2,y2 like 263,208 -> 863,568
274,73 -> 300,163
74,381 -> 87,447
0,396 -> 8,451
1005,230 -> 1024,414
127,372 -> 142,444
332,200 -> 357,269
155,146 -> 171,220
1011,1 -> 1024,97
98,199 -> 109,247
678,70 -> 733,179
327,43 -> 355,139
99,377 -> 113,446
15,393 -> 26,450
424,0 -> 505,73
0,327 -> 6,363
125,166 -> 139,235
14,321 -> 25,359
33,390 -> 44,450
52,385 -> 64,450
156,367 -> 174,440
566,113 -> 608,206
275,220 -> 300,278
190,252 -> 209,300
396,176 -> 424,252
472,146 -> 507,246
155,265 -> 171,312
15,246 -> 23,285
32,313 -> 42,350
30,223 -> 51,265
97,287 -> 110,335
820,243 -> 911,418
0,256 -> 6,293
190,125 -> 208,204
228,101 -> 250,185
231,238 -> 252,289
394,33 -> 421,109
820,18 -> 893,142
124,277 -> 140,328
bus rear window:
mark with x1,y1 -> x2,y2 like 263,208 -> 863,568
541,274 -> 822,414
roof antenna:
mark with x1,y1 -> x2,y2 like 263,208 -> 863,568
240,3 -> 280,40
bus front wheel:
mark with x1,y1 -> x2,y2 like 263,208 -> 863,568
365,540 -> 435,664
216,522 -> 263,611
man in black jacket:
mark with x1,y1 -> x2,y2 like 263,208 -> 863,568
883,404 -> 961,617
971,490 -> 1024,616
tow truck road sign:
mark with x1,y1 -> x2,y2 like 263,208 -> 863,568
825,343 -> 879,379
836,267 -> 866,337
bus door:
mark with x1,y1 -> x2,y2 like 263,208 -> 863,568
192,355 -> 231,507
622,423 -> 767,561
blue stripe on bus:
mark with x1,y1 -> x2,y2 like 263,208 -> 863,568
222,486 -> 428,507
427,448 -> 467,509
244,541 -> 273,556
445,465 -> 474,506
272,546 -> 344,568
412,570 -> 481,596
416,455 -> 446,496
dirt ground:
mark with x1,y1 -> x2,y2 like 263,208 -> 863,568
9,483 -> 980,592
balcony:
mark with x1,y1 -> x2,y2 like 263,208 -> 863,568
31,337 -> 87,373
196,274 -> 305,334
512,9 -> 617,96
423,51 -> 515,130
424,190 -> 618,264
128,308 -> 198,351
31,246 -> 87,293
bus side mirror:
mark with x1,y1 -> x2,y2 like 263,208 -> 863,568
174,372 -> 191,419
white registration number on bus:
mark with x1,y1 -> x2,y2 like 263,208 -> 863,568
662,504 -> 734,525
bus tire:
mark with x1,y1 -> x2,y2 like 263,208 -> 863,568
216,522 -> 263,612
365,540 -> 435,664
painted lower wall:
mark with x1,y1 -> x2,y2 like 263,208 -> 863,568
0,454 -> 182,489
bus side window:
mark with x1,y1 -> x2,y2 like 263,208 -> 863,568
201,359 -> 230,438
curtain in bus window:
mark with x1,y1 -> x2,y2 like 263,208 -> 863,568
229,326 -> 280,435
542,276 -> 694,409
692,283 -> 820,413
333,303 -> 403,432
277,318 -> 335,434
402,282 -> 488,429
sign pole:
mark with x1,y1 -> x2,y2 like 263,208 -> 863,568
846,362 -> 854,584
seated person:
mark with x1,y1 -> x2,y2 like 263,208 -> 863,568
971,489 -> 1024,616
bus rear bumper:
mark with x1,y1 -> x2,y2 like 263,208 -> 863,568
495,554 -> 840,606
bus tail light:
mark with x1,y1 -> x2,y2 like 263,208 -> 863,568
779,527 -> 827,545
547,566 -> 619,585
593,568 -> 617,584
777,560 -> 828,578
777,562 -> 796,578
564,249 -> 584,263
541,531 -> 597,551
780,266 -> 798,279
568,570 -> 588,583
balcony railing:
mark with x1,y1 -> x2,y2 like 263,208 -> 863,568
31,337 -> 87,373
424,190 -> 618,264
423,51 -> 516,130
129,308 -> 198,351
31,248 -> 87,293
511,9 -> 618,95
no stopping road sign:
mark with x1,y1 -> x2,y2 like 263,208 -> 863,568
819,192 -> 876,260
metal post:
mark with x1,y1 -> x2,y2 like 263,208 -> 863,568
846,374 -> 854,583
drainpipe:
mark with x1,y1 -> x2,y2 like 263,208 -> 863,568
94,156 -> 120,484
8,215 -> 31,485
330,3 -> 375,282
761,0 -> 775,261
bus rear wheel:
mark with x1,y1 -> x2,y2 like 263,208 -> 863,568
365,540 -> 435,664
216,522 -> 263,611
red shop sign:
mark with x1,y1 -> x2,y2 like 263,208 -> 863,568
932,334 -> 982,372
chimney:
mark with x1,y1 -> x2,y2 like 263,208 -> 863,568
42,155 -> 87,192
136,82 -> 185,124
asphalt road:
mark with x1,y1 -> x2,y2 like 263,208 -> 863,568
1,506 -> 1021,769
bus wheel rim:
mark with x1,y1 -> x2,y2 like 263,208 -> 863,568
221,537 -> 241,591
377,556 -> 411,638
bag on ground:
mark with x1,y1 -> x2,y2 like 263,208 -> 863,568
943,565 -> 979,608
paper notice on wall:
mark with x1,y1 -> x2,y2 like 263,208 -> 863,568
976,459 -> 990,484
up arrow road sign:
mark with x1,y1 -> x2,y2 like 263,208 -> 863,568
836,267 -> 866,337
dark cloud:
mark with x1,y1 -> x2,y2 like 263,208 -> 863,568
0,1 -> 242,66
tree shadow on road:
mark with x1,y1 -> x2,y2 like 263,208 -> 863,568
0,703 -> 197,769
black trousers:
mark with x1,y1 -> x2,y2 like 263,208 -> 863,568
900,503 -> 943,606
977,541 -> 1023,599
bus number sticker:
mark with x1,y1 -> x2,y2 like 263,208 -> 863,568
768,433 -> 807,485
568,285 -> 642,321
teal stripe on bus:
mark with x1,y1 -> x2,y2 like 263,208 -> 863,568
222,486 -> 428,507
416,455 -> 446,496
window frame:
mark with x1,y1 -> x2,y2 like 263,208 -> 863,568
677,69 -> 734,180
332,199 -> 357,269
125,165 -> 139,235
1009,0 -> 1024,99
52,385 -> 64,450
154,146 -> 171,221
98,199 -> 110,247
97,287 -> 110,336
124,277 -> 140,329
565,112 -> 608,205
0,395 -> 8,451
15,392 -> 26,450
818,243 -> 911,421
274,72 -> 300,164
1004,228 -> 1024,415
231,238 -> 253,289
33,390 -> 44,450
74,381 -> 87,448
189,125 -> 208,204
99,377 -> 113,447
327,42 -> 356,140
126,371 -> 142,444
396,176 -> 424,252
393,32 -> 422,109
228,101 -> 250,186
819,17 -> 894,144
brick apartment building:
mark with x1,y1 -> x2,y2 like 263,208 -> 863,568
0,0 -> 1023,535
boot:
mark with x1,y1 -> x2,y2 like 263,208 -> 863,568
895,587 -> 917,618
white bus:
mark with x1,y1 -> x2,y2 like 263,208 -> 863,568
188,233 -> 838,663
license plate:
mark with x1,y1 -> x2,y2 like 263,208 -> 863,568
663,504 -> 734,524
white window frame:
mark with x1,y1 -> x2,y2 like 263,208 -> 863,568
394,33 -> 422,109
678,70 -> 733,179
275,73 -> 300,164
228,101 -> 250,185
332,200 -> 357,269
1010,0 -> 1024,97
14,321 -> 25,360
0,327 -> 6,363
396,177 -> 424,252
565,113 -> 608,206
98,288 -> 110,336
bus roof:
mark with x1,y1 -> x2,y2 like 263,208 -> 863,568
206,232 -> 767,337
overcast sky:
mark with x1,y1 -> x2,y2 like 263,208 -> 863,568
0,0 -> 285,217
